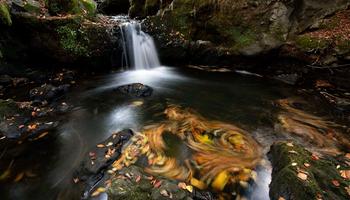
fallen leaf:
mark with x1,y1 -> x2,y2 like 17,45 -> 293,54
14,172 -> 24,182
135,175 -> 141,183
304,163 -> 310,168
211,170 -> 229,191
28,124 -> 37,130
278,197 -> 286,200
34,131 -> 49,140
190,178 -> 207,190
297,172 -> 308,180
154,180 -> 162,188
340,170 -> 350,179
311,154 -> 319,160
332,180 -> 340,187
345,153 -> 350,160
0,169 -> 11,180
24,170 -> 36,178
91,187 -> 106,197
345,186 -> 350,196
286,142 -> 294,147
185,185 -> 193,193
73,178 -> 79,183
291,162 -> 297,166
178,182 -> 187,190
160,189 -> 169,197
106,142 -> 113,147
131,101 -> 144,107
97,144 -> 105,148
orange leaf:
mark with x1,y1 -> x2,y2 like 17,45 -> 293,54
332,180 -> 340,187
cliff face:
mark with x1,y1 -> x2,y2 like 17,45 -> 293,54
138,0 -> 350,66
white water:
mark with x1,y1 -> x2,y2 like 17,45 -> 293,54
120,22 -> 161,70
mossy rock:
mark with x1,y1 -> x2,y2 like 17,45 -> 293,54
56,24 -> 90,57
268,141 -> 350,200
48,0 -> 96,16
0,2 -> 12,26
295,35 -> 330,52
107,165 -> 190,200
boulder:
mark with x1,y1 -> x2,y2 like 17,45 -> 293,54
29,84 -> 70,102
268,141 -> 349,200
0,2 -> 12,26
108,165 -> 214,200
115,83 -> 153,97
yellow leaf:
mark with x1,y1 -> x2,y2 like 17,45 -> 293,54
196,134 -> 213,145
211,170 -> 229,191
0,169 -> 11,180
14,172 -> 24,182
297,172 -> 308,180
185,185 -> 193,193
190,178 -> 207,190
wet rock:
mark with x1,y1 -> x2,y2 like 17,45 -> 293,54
0,99 -> 30,138
76,129 -> 134,181
108,165 -> 215,200
268,141 -> 349,200
0,75 -> 12,86
115,83 -> 153,97
274,73 -> 300,85
29,84 -> 70,103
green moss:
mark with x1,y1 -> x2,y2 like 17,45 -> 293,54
269,142 -> 350,200
23,0 -> 41,14
336,39 -> 350,53
56,25 -> 90,57
49,0 -> 96,16
0,2 -> 12,26
295,35 -> 330,51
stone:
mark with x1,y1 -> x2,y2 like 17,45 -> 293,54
115,83 -> 153,97
0,2 -> 12,26
268,141 -> 349,200
29,84 -> 70,102
76,129 -> 134,180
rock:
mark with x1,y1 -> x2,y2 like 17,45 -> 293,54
0,74 -> 12,86
268,141 -> 349,200
274,73 -> 300,85
76,129 -> 134,181
12,0 -> 41,14
107,165 -> 214,200
0,2 -> 12,26
29,84 -> 70,102
115,83 -> 153,97
0,99 -> 30,139
48,0 -> 97,16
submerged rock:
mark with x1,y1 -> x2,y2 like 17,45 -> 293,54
268,141 -> 349,200
115,83 -> 153,97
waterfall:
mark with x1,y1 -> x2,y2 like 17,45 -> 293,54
120,22 -> 161,70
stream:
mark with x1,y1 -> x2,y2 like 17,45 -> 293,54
0,19 -> 349,200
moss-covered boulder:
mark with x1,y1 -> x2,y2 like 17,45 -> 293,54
48,0 -> 97,16
107,165 -> 213,200
0,2 -> 12,26
268,141 -> 350,200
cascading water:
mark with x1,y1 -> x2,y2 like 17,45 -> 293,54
120,22 -> 161,70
